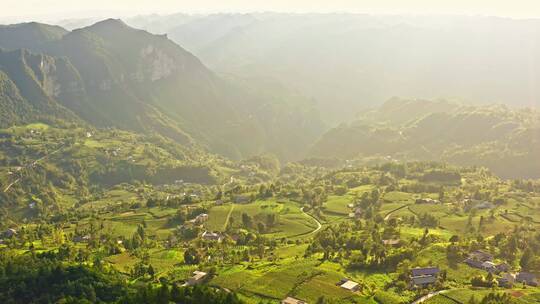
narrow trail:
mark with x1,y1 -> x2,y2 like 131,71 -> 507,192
300,207 -> 322,235
410,290 -> 448,304
3,178 -> 20,193
222,204 -> 235,230
384,203 -> 411,220
3,145 -> 64,193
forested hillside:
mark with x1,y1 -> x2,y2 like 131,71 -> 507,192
0,123 -> 230,222
0,19 -> 324,161
310,98 -> 540,178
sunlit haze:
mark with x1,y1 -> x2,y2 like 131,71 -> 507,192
2,1 -> 540,303
3,0 -> 540,21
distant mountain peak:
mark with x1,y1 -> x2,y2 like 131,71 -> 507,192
85,18 -> 130,31
0,22 -> 67,51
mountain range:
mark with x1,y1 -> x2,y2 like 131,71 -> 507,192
4,16 -> 540,179
309,98 -> 540,178
0,19 -> 325,161
119,13 -> 540,123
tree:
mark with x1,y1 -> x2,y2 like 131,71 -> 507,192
520,247 -> 534,270
257,222 -> 266,234
242,213 -> 253,229
316,296 -> 328,304
439,186 -> 445,201
265,214 -> 277,228
468,295 -> 478,304
184,247 -> 200,265
156,282 -> 170,304
148,264 -> 155,279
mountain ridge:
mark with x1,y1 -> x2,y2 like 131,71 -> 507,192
0,19 -> 325,161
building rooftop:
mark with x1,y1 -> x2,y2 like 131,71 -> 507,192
340,280 -> 359,290
412,275 -> 437,286
411,267 -> 439,277
281,297 -> 307,304
382,239 -> 400,245
192,271 -> 207,281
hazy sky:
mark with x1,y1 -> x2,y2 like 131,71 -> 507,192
3,0 -> 540,21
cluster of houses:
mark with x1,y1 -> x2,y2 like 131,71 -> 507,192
73,234 -> 92,243
499,272 -> 539,287
463,199 -> 494,210
464,250 -> 509,273
415,198 -> 440,204
189,213 -> 208,224
178,212 -> 225,243
201,231 -> 223,242
347,203 -> 362,219
410,267 -> 440,288
464,250 -> 538,287
187,257 -> 536,304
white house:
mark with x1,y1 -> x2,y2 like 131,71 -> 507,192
187,271 -> 207,286
281,297 -> 307,304
340,280 -> 360,292
202,231 -> 223,242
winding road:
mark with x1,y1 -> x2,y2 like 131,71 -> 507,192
384,203 -> 412,221
300,207 -> 322,235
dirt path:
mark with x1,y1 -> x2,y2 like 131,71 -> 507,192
384,203 -> 411,220
3,178 -> 20,193
410,290 -> 448,304
222,204 -> 235,230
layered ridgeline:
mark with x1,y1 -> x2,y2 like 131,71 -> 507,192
0,19 -> 324,160
125,13 -> 540,123
310,98 -> 540,179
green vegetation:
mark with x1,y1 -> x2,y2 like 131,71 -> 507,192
2,16 -> 540,304
1,157 -> 539,303
310,98 -> 540,179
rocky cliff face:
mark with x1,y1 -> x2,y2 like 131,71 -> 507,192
0,19 -> 326,161
139,44 -> 176,82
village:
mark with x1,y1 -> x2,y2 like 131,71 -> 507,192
1,160 -> 540,304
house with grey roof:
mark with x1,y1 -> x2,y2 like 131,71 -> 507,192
410,267 -> 440,288
516,272 -> 538,286
498,273 -> 516,288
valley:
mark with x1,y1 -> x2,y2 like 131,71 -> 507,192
1,132 -> 540,303
0,14 -> 539,304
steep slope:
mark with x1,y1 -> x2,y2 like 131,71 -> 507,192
0,19 -> 324,160
0,70 -> 36,127
0,48 -> 81,124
